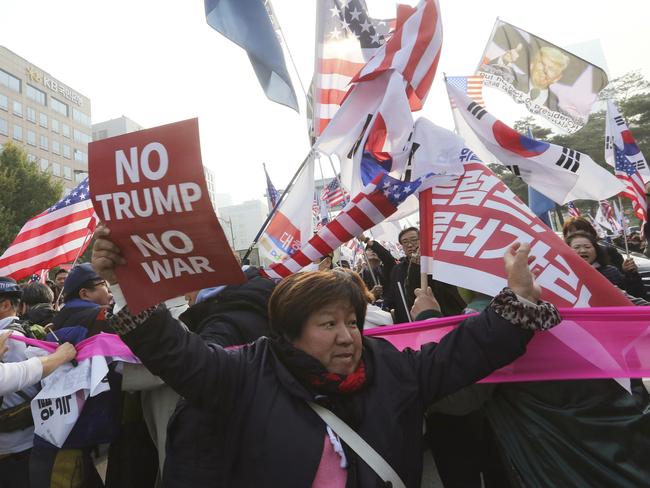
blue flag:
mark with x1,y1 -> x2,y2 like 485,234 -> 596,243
205,0 -> 299,111
528,186 -> 555,228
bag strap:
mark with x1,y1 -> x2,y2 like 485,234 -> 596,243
307,401 -> 406,488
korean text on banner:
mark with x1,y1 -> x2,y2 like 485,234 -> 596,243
88,118 -> 245,313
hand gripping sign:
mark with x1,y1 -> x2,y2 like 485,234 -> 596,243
89,118 -> 245,313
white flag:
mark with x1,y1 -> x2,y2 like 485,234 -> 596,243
447,81 -> 625,204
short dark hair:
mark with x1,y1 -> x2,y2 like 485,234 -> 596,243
562,217 -> 597,238
54,268 -> 68,278
398,226 -> 419,244
268,270 -> 369,340
21,283 -> 54,306
566,230 -> 609,265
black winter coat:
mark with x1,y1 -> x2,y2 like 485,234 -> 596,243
384,259 -> 466,323
165,267 -> 275,487
121,305 -> 532,487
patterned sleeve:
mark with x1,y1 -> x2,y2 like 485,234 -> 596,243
108,305 -> 160,335
489,288 -> 561,331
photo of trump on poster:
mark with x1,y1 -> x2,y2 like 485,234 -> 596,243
477,19 -> 609,133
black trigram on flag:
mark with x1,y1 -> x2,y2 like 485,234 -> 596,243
467,102 -> 487,120
605,135 -> 614,151
556,147 -> 581,173
506,165 -> 521,176
614,116 -> 625,126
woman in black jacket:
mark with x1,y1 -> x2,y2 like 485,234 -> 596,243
92,226 -> 560,487
566,231 -> 648,299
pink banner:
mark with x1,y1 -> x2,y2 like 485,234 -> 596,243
10,332 -> 138,362
366,307 -> 650,382
11,306 -> 650,382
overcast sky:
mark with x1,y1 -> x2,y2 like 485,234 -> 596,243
2,0 -> 648,205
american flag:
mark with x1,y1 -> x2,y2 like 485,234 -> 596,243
615,144 -> 647,221
321,177 -> 348,207
0,178 -> 97,280
446,76 -> 484,107
262,171 -> 421,280
353,0 -> 442,111
264,163 -> 280,210
567,202 -> 581,218
312,0 -> 394,138
599,200 -> 622,233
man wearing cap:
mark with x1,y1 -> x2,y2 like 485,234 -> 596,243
52,262 -> 112,334
0,277 -> 37,488
30,263 -> 116,487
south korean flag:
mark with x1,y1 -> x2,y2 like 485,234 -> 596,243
446,80 -> 625,205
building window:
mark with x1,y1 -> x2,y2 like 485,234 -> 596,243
72,108 -> 91,127
63,166 -> 72,180
74,149 -> 88,163
13,125 -> 22,141
12,100 -> 22,117
39,113 -> 47,128
51,97 -> 68,117
52,140 -> 60,155
0,94 -> 7,111
0,118 -> 7,136
39,134 -> 48,151
75,171 -> 86,183
73,129 -> 91,145
26,106 -> 36,123
52,162 -> 61,177
63,144 -> 71,159
62,123 -> 70,138
27,129 -> 36,146
0,69 -> 20,92
51,118 -> 59,133
26,84 -> 47,106
27,153 -> 37,163
40,158 -> 49,172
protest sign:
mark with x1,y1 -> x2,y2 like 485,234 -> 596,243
419,156 -> 632,308
89,118 -> 245,313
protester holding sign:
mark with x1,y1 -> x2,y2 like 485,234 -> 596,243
92,224 -> 561,487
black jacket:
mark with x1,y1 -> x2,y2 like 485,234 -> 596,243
121,305 -> 532,487
165,267 -> 275,487
597,264 -> 648,300
384,259 -> 466,323
360,241 -> 397,292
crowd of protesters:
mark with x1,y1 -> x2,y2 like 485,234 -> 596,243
0,219 -> 647,488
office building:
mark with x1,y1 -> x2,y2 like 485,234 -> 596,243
0,46 -> 92,191
217,199 -> 267,264
92,115 -> 143,141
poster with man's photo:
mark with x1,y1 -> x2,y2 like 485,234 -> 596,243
477,19 -> 609,133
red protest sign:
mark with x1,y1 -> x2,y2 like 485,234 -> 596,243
419,154 -> 631,308
89,118 -> 245,313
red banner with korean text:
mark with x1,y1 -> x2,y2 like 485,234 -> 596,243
89,118 -> 245,313
419,159 -> 631,308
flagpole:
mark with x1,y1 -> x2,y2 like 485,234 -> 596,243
618,196 -> 630,257
316,155 -> 333,223
242,150 -> 314,262
54,227 -> 94,308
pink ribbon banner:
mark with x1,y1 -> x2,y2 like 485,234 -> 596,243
11,306 -> 650,382
366,307 -> 650,382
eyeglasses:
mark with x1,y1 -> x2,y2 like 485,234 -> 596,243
400,239 -> 419,246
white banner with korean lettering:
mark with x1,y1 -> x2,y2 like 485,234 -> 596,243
419,153 -> 632,308
28,353 -> 134,447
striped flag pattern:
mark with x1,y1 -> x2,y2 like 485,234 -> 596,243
446,75 -> 484,107
0,178 -> 97,280
567,202 -> 581,218
614,144 -> 647,221
312,0 -> 394,137
321,177 -> 348,207
261,171 -> 421,280
353,0 -> 442,110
